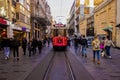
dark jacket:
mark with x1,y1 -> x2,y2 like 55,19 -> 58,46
81,38 -> 88,46
22,38 -> 27,48
74,38 -> 79,46
12,39 -> 21,48
38,40 -> 42,48
1,38 -> 11,47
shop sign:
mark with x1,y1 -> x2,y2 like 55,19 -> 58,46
11,24 -> 21,30
22,27 -> 26,31
26,29 -> 30,32
0,18 -> 7,25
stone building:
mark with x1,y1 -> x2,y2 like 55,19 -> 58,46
94,0 -> 116,41
0,0 -> 31,41
67,1 -> 75,37
79,18 -> 87,36
30,0 -> 51,39
116,0 -> 120,48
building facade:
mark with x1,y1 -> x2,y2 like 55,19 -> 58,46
79,0 -> 94,37
75,0 -> 102,36
67,1 -> 75,37
13,0 -> 31,40
86,15 -> 94,37
94,0 -> 116,41
116,0 -> 120,48
0,0 -> 31,41
79,18 -> 87,36
0,0 -> 11,39
30,0 -> 51,39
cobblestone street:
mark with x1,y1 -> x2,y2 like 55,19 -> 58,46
0,45 -> 120,80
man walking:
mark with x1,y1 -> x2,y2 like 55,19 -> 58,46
22,37 -> 27,55
1,37 -> 11,60
74,35 -> 79,53
81,35 -> 88,57
12,37 -> 20,60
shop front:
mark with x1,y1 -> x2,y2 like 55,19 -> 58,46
0,18 -> 8,37
0,18 -> 9,49
103,26 -> 113,39
10,24 -> 30,41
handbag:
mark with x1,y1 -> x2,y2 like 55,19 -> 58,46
100,44 -> 104,49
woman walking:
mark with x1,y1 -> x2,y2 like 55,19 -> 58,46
104,36 -> 115,59
92,36 -> 100,64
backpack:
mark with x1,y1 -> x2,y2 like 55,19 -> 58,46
81,39 -> 87,45
94,41 -> 99,49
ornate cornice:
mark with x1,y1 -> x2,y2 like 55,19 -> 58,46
94,0 -> 113,13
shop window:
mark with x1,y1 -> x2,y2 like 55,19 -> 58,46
84,7 -> 89,14
0,1 -> 7,17
16,12 -> 19,19
19,13 -> 25,22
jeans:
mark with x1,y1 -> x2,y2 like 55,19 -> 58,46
93,50 -> 100,60
82,45 -> 87,55
74,46 -> 78,53
4,47 -> 10,57
105,46 -> 111,56
13,47 -> 19,57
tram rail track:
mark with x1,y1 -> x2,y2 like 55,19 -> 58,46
43,50 -> 75,80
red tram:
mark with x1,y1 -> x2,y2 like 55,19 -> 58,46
52,36 -> 67,50
52,23 -> 67,50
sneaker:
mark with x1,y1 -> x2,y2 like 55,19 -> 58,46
5,57 -> 8,60
108,56 -> 112,59
17,58 -> 19,61
82,54 -> 84,56
85,54 -> 87,58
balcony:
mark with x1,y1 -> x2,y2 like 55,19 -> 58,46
12,0 -> 16,7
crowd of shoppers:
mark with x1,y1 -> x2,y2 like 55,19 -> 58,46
71,35 -> 115,64
0,34 -> 116,64
0,36 -> 51,61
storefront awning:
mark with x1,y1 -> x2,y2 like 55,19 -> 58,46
103,26 -> 113,32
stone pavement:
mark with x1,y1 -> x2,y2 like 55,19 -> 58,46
0,46 -> 52,80
69,46 -> 120,80
0,45 -> 120,80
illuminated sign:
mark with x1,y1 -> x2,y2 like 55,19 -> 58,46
54,23 -> 65,27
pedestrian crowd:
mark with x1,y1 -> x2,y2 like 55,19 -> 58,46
0,36 -> 51,61
68,35 -> 115,64
0,34 -> 116,64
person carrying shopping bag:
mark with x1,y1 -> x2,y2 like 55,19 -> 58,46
100,37 -> 106,57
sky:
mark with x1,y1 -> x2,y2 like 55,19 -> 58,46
46,0 -> 74,24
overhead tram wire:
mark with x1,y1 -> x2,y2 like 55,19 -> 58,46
60,0 -> 62,17
47,0 -> 74,23
47,0 -> 62,22
64,0 -> 74,16
46,0 -> 57,11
